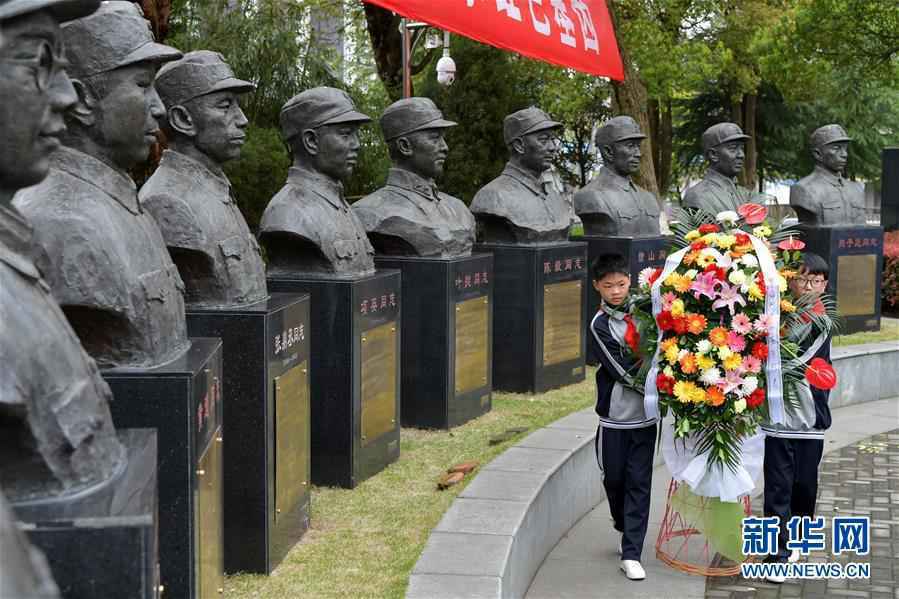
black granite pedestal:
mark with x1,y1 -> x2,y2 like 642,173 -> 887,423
13,429 -> 159,599
578,234 -> 670,317
374,254 -> 494,430
103,339 -> 224,599
268,271 -> 401,489
798,225 -> 884,333
185,293 -> 310,574
474,242 -> 587,393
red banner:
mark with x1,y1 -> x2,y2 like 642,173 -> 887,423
363,0 -> 624,80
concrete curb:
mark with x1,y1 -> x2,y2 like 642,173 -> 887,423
405,341 -> 899,599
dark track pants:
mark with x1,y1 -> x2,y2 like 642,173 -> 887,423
598,424 -> 656,561
763,435 -> 824,560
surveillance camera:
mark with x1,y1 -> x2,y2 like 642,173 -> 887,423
436,55 -> 456,86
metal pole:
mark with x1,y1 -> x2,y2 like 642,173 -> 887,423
402,19 -> 412,98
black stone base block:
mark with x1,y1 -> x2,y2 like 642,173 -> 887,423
268,272 -> 401,489
374,254 -> 494,430
475,242 -> 587,393
578,234 -> 670,319
186,294 -> 310,574
103,338 -> 224,599
798,225 -> 884,333
13,429 -> 159,599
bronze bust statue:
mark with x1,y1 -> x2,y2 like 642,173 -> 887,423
259,86 -> 376,278
140,50 -> 268,307
790,124 -> 866,227
1,0 -> 123,508
573,115 -> 660,237
353,97 -> 475,258
682,122 -> 752,214
470,107 -> 569,243
14,0 -> 188,369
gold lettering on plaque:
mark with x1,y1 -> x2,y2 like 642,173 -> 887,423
454,296 -> 489,396
361,322 -> 397,446
274,361 -> 310,522
196,430 -> 223,599
543,280 -> 583,366
837,254 -> 876,316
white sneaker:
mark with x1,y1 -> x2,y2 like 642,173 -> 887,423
620,559 -> 646,580
788,549 -> 800,563
766,571 -> 786,584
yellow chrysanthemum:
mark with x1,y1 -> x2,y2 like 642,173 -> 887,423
685,230 -> 701,241
778,275 -> 788,292
673,380 -> 699,404
665,344 -> 680,364
781,269 -> 797,280
717,345 -> 733,360
690,387 -> 707,404
670,298 -> 685,317
723,353 -> 743,371
752,225 -> 772,238
748,284 -> 764,301
696,354 -> 715,370
713,234 -> 737,249
781,299 -> 796,313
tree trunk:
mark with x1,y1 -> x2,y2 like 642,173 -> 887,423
607,4 -> 658,196
741,92 -> 758,190
657,98 -> 673,198
363,5 -> 404,101
138,0 -> 172,41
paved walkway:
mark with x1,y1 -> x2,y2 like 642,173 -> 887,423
525,398 -> 899,599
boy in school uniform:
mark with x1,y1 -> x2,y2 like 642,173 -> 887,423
587,254 -> 658,581
760,252 -> 833,583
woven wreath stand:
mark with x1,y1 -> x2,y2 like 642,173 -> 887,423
655,478 -> 752,577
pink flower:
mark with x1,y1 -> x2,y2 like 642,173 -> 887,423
753,314 -> 774,333
731,313 -> 752,335
690,271 -> 720,301
661,291 -> 677,311
741,355 -> 762,373
719,369 -> 745,395
726,331 -> 746,352
712,282 -> 747,315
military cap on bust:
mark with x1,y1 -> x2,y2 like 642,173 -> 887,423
279,86 -> 371,142
155,50 -> 253,107
595,115 -> 646,148
503,106 -> 562,145
0,0 -> 98,22
701,122 -> 751,152
810,124 -> 852,148
380,97 -> 456,141
61,1 -> 181,80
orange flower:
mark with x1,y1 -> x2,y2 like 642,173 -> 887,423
679,353 -> 698,374
683,251 -> 699,266
707,387 -> 725,406
660,337 -> 678,351
709,327 -> 729,347
686,313 -> 708,335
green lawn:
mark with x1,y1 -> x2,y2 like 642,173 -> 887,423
833,317 -> 899,347
226,372 -> 596,599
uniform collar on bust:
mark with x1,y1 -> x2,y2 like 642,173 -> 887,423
813,164 -> 843,186
386,167 -> 440,201
502,162 -> 547,196
52,146 -> 140,214
161,149 -> 232,202
705,167 -> 738,190
599,166 -> 636,191
287,165 -> 345,209
0,203 -> 41,280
